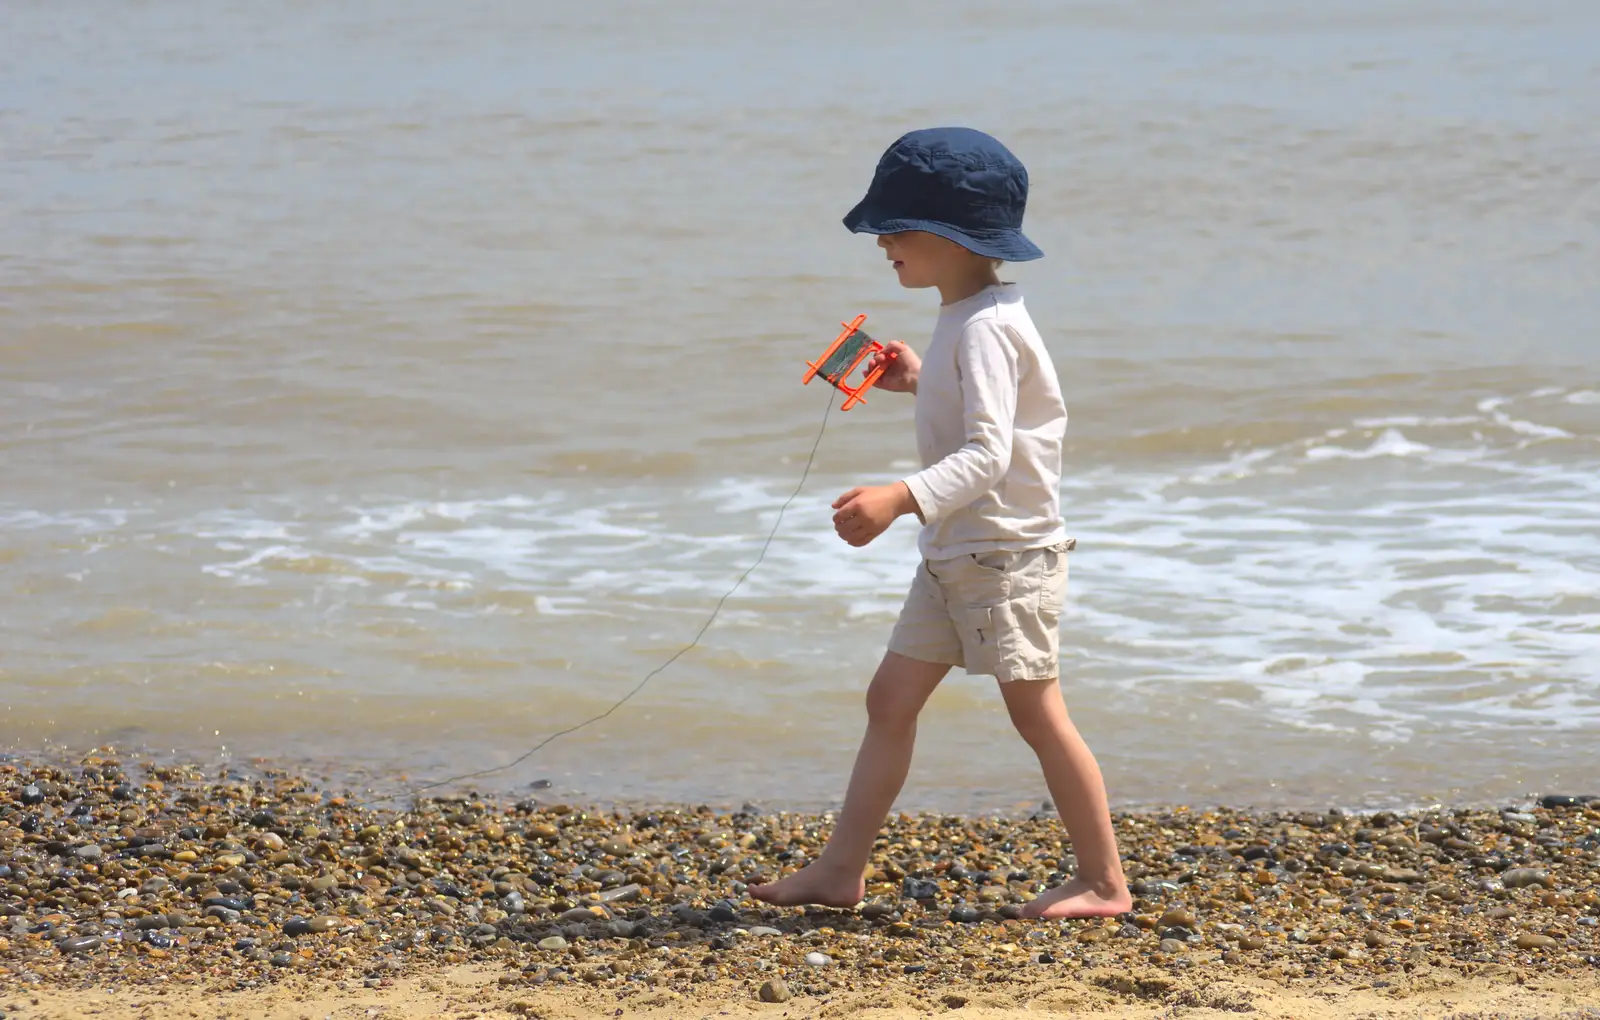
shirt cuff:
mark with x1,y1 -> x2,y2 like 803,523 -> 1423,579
902,474 -> 935,526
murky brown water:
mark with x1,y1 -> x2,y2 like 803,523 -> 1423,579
3,0 -> 1599,811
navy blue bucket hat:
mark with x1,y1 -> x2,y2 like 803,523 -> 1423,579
843,126 -> 1043,262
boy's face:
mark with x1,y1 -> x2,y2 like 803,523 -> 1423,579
878,231 -> 973,289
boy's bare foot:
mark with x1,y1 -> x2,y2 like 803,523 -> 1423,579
1019,875 -> 1132,920
748,863 -> 866,908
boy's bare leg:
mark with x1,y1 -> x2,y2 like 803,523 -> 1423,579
749,652 -> 950,907
1000,677 -> 1132,919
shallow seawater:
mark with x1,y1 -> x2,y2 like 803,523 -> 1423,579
3,0 -> 1598,811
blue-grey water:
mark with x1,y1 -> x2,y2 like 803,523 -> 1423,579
2,0 -> 1598,810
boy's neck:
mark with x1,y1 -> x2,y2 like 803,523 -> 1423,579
937,268 -> 1004,306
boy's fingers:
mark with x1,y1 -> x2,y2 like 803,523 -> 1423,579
832,488 -> 863,510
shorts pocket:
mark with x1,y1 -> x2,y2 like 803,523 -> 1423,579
1036,546 -> 1070,619
961,601 -> 1020,678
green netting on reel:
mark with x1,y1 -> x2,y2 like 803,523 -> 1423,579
818,329 -> 877,384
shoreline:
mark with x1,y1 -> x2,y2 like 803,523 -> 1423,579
3,754 -> 1598,1018
1,743 -> 1574,820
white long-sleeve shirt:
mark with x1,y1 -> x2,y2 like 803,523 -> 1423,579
901,283 -> 1068,561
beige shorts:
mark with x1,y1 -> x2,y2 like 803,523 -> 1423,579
887,539 -> 1075,682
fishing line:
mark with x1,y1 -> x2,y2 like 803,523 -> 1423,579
359,387 -> 840,810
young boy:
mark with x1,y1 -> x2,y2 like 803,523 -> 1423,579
750,127 -> 1131,920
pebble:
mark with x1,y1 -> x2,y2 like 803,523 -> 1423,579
3,754 -> 1598,1000
1159,908 -> 1197,929
57,936 -> 102,955
597,883 -> 642,904
284,916 -> 339,936
759,978 -> 792,1003
1541,794 -> 1592,809
73,844 -> 104,861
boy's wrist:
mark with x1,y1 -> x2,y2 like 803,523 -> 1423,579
892,481 -> 921,519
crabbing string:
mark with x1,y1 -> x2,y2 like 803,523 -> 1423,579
359,385 -> 842,810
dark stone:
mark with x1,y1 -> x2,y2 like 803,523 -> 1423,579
144,932 -> 175,949
250,811 -> 277,828
57,935 -> 102,955
670,905 -> 705,927
21,785 -> 44,806
707,903 -> 738,923
1540,795 -> 1590,809
270,951 -> 294,967
204,896 -> 252,913
949,905 -> 981,923
903,964 -> 927,974
284,918 -> 313,936
902,877 -> 939,900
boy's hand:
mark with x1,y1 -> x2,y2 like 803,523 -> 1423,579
868,342 -> 920,394
832,483 -> 918,547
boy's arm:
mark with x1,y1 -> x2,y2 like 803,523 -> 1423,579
900,321 -> 1019,526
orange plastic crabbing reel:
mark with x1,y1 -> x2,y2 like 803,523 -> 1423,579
801,315 -> 896,410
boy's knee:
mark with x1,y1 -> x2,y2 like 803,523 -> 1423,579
864,679 -> 917,730
1003,689 -> 1060,748
864,669 -> 924,730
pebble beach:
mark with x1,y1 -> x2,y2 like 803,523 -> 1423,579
4,754 -> 1600,1019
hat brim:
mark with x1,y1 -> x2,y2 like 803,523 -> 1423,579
843,205 -> 1043,262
